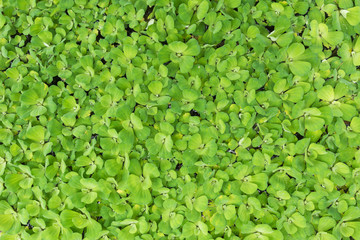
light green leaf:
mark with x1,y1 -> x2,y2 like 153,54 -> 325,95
341,7 -> 360,26
0,214 -> 15,232
351,117 -> 360,133
317,85 -> 334,102
241,182 -> 258,195
305,116 -> 325,131
289,61 -> 311,76
169,41 -> 188,53
194,196 -> 208,212
197,1 -> 209,19
287,43 -> 305,59
124,44 -> 138,59
318,217 -> 336,232
130,113 -> 143,130
148,81 -> 163,95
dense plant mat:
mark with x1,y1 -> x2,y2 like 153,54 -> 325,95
1,0 -> 360,239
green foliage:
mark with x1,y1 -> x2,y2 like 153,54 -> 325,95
0,0 -> 360,239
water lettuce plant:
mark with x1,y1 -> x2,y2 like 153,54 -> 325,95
1,0 -> 360,239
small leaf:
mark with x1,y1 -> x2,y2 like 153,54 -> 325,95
194,196 -> 208,212
197,1 -> 209,19
289,61 -> 311,76
0,214 -> 15,232
148,81 -> 163,95
241,182 -> 258,195
317,85 -> 334,102
350,117 -> 360,133
305,116 -> 325,132
169,41 -> 188,53
318,217 -> 336,232
341,7 -> 360,26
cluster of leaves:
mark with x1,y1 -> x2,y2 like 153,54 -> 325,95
1,0 -> 360,239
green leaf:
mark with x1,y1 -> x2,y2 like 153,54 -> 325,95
342,207 -> 360,221
194,196 -> 208,212
184,39 -> 201,56
317,85 -> 334,102
5,174 -> 25,192
274,79 -> 287,93
183,222 -> 196,238
289,61 -> 311,76
305,116 -> 325,132
0,214 -> 15,232
21,89 -> 39,105
180,56 -> 195,73
290,212 -> 306,228
143,163 -> 160,178
130,113 -> 143,130
26,125 -> 45,142
104,159 -> 120,176
60,210 -> 82,227
41,225 -> 61,240
318,217 -> 336,232
148,81 -> 163,95
341,7 -> 360,26
224,205 -> 236,220
81,192 -> 97,204
170,214 -> 184,229
38,30 -> 53,44
287,43 -> 305,59
124,44 -> 138,59
323,31 -> 344,46
284,222 -> 297,234
224,0 -> 241,8
169,41 -> 188,53
197,1 -> 209,19
247,26 -> 260,39
241,182 -> 258,195
351,117 -> 360,133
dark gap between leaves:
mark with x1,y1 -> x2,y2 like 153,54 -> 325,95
125,25 -> 135,36
330,48 -> 338,58
144,5 -> 154,21
295,132 -> 304,140
21,220 -> 33,230
286,173 -> 295,179
324,12 -> 329,19
227,149 -> 236,154
25,34 -> 32,43
96,32 -> 105,42
175,163 -> 182,170
50,76 -> 62,86
337,186 -> 348,193
265,25 -> 274,33
215,39 -> 225,49
190,109 -> 200,117
258,189 -> 269,195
